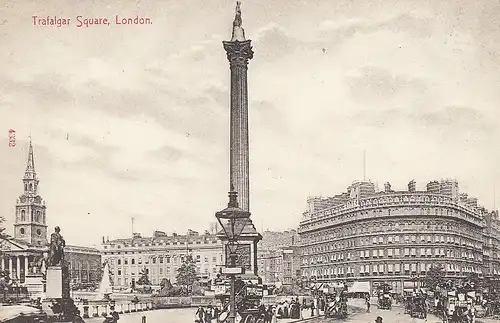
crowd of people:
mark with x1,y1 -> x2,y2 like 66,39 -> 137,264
195,305 -> 221,323
274,298 -> 302,319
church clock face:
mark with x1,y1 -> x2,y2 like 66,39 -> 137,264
20,196 -> 26,203
36,229 -> 42,236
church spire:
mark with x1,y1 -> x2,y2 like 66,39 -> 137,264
24,138 -> 36,180
16,138 -> 47,246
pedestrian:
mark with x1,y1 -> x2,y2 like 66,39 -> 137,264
72,310 -> 85,323
310,300 -> 315,317
213,306 -> 219,323
195,306 -> 204,323
264,305 -> 272,323
283,301 -> 289,318
110,306 -> 120,323
366,296 -> 371,313
375,316 -> 383,323
205,306 -> 212,323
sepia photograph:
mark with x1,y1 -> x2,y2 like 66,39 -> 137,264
1,0 -> 500,322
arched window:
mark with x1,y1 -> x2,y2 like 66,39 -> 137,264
20,228 -> 25,235
36,211 -> 41,222
24,183 -> 27,191
21,210 -> 26,221
29,183 -> 33,191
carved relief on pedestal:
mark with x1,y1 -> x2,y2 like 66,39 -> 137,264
225,244 -> 252,270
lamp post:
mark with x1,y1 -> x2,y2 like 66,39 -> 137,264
215,189 -> 250,323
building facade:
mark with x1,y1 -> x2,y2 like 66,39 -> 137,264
258,246 -> 301,286
299,180 -> 498,294
257,230 -> 301,285
66,245 -> 102,287
0,140 -> 101,287
101,230 -> 224,288
483,211 -> 500,280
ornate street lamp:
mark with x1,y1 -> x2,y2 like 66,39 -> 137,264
215,189 -> 250,323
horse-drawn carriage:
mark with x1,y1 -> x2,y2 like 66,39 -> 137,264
378,294 -> 392,310
324,294 -> 348,319
216,279 -> 265,323
376,283 -> 392,310
408,296 -> 427,319
436,289 -> 475,323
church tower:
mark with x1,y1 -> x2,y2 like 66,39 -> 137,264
14,140 -> 48,247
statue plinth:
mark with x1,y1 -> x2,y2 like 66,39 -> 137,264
46,266 -> 63,298
43,264 -> 76,321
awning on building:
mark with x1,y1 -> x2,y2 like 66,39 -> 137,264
348,281 -> 370,294
328,282 -> 345,288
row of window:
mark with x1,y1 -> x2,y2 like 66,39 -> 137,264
304,247 -> 481,264
305,262 -> 482,277
103,240 -> 220,249
107,254 -> 222,266
18,209 -> 44,223
116,265 -> 217,277
303,234 -> 481,255
302,216 -> 483,244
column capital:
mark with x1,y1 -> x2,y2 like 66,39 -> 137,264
223,40 -> 253,67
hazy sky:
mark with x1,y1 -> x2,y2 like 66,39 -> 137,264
1,0 -> 499,247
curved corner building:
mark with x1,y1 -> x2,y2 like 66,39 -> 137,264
298,180 -> 500,294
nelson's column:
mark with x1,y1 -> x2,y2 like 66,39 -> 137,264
223,1 -> 253,212
217,2 -> 261,279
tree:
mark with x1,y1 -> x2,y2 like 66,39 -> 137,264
0,215 -> 8,239
423,264 -> 445,291
137,267 -> 151,285
0,216 -> 9,301
0,269 -> 10,300
176,255 -> 199,293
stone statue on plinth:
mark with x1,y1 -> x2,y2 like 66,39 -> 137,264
43,226 -> 79,322
48,226 -> 66,267
231,1 -> 246,41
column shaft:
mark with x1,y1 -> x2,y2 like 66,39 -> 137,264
16,256 -> 21,280
8,257 -> 13,278
224,39 -> 253,212
24,256 -> 29,281
229,64 -> 250,211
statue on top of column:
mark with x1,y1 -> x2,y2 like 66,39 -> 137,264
48,226 -> 66,266
231,1 -> 246,41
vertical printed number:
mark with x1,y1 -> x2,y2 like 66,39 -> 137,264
8,129 -> 16,147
